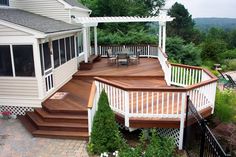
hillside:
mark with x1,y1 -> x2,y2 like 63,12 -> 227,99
194,18 -> 236,31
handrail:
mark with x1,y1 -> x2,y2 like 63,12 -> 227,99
94,72 -> 217,92
87,81 -> 97,109
170,63 -> 202,70
98,44 -> 159,47
158,47 -> 168,58
94,77 -> 186,92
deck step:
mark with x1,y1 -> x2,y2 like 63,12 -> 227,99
18,115 -> 37,133
35,108 -> 88,123
27,112 -> 88,132
33,130 -> 89,140
42,103 -> 87,115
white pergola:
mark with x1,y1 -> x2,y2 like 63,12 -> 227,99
73,11 -> 174,63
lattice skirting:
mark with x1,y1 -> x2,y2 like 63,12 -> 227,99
0,105 -> 34,116
157,128 -> 180,147
117,123 -> 180,147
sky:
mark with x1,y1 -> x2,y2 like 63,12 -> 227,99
165,0 -> 236,18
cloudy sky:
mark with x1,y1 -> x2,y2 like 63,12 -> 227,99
165,0 -> 236,18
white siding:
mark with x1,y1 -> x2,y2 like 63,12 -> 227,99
0,78 -> 41,107
71,9 -> 90,18
54,58 -> 77,87
10,0 -> 70,23
0,24 -> 31,36
42,58 -> 77,100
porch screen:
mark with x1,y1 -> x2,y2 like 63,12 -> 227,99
13,45 -> 35,76
0,45 -> 12,76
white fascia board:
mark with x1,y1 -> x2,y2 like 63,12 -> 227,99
45,29 -> 82,38
0,19 -> 46,38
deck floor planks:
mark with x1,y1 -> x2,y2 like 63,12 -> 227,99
43,58 -> 212,128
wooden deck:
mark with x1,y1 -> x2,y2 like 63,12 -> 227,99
74,58 -> 165,78
19,58 -> 213,139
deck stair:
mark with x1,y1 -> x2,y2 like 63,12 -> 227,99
19,79 -> 91,140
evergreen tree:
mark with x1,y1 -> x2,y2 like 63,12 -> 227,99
88,90 -> 123,154
167,2 -> 195,42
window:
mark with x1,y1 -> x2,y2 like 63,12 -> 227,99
60,39 -> 66,64
71,36 -> 75,58
13,45 -> 35,76
53,40 -> 60,68
66,37 -> 71,61
0,45 -> 12,76
0,0 -> 9,6
43,43 -> 51,70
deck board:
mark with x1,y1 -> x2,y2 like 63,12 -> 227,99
74,58 -> 164,77
42,58 -> 212,128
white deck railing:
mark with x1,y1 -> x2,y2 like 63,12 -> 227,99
158,47 -> 171,85
44,68 -> 54,93
87,82 -> 99,135
87,64 -> 217,130
95,45 -> 159,58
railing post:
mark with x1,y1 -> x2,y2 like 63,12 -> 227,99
179,92 -> 187,150
183,95 -> 190,150
148,45 -> 150,58
88,109 -> 92,136
99,46 -> 101,56
125,91 -> 130,127
200,120 -> 206,157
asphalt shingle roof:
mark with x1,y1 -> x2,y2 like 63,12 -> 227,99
0,8 -> 82,34
64,0 -> 90,10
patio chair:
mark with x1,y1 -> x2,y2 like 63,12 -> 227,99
117,53 -> 129,66
224,74 -> 236,89
129,49 -> 141,64
106,49 -> 116,64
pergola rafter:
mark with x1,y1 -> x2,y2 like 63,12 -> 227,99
72,10 -> 174,63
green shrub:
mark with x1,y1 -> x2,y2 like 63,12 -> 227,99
88,90 -> 123,154
223,59 -> 236,71
144,129 -> 175,157
118,129 -> 176,157
215,89 -> 236,123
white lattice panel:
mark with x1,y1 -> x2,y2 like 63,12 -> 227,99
157,128 -> 180,146
0,105 -> 34,116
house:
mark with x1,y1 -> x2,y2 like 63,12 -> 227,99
0,0 -> 217,150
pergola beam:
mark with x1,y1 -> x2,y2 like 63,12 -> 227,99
76,16 -> 174,26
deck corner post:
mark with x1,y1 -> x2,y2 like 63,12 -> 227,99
124,91 -> 130,127
147,45 -> 150,58
88,109 -> 92,136
178,92 -> 187,150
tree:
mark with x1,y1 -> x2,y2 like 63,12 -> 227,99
166,37 -> 202,65
88,90 -> 123,155
167,2 -> 195,43
201,39 -> 227,62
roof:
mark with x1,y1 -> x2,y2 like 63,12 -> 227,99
0,8 -> 82,34
63,0 -> 90,11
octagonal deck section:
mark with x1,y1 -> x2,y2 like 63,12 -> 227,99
43,58 -> 212,129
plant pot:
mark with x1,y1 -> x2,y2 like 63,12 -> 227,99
79,61 -> 93,70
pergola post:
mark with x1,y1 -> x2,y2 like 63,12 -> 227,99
83,27 -> 88,63
158,24 -> 162,49
94,26 -> 98,55
162,22 -> 166,53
